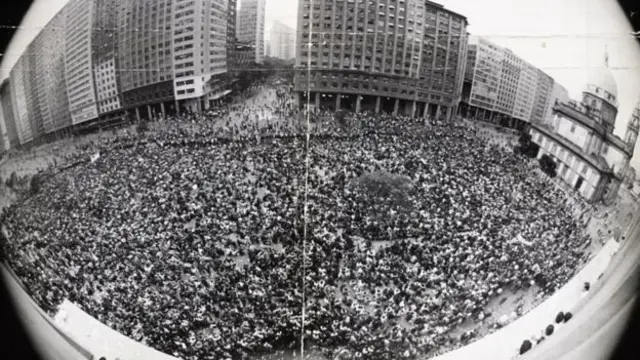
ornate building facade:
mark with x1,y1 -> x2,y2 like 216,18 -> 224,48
530,54 -> 639,203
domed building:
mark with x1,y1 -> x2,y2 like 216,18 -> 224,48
529,52 -> 639,203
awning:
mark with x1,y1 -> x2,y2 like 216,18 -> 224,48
210,89 -> 232,101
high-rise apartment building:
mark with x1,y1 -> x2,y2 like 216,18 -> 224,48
92,0 -> 123,119
227,0 -> 237,68
269,20 -> 295,60
0,80 -> 19,149
9,56 -> 32,145
0,0 -> 233,149
117,0 -> 176,118
64,0 -> 99,125
172,0 -> 228,111
460,37 -> 559,130
294,0 -> 469,120
531,69 -> 554,123
237,0 -> 266,64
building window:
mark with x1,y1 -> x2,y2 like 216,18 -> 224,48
581,163 -> 588,175
602,144 -> 608,154
570,123 -> 576,133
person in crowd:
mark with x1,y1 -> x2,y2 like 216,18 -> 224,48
0,84 -> 591,360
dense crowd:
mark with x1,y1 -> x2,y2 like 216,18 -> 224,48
0,84 -> 591,360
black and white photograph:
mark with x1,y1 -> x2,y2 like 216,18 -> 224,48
1,1 -> 640,360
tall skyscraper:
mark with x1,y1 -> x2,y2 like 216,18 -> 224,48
237,0 -> 266,64
294,0 -> 469,120
269,20 -> 295,60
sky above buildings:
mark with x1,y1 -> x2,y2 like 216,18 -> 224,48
2,0 -> 640,169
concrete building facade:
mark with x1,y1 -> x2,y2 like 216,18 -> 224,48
269,20 -> 295,60
64,0 -> 99,125
543,81 -> 570,126
0,80 -> 19,149
294,0 -> 469,120
460,37 -> 559,130
0,0 -> 235,150
237,0 -> 266,64
117,0 -> 176,120
92,0 -> 123,121
171,0 -> 229,113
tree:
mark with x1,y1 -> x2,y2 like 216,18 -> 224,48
30,174 -> 43,195
356,171 -> 414,212
539,154 -> 557,178
516,132 -> 539,158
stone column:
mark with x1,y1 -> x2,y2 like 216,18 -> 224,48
434,105 -> 440,120
160,102 -> 166,118
135,107 -> 141,122
355,95 -> 362,113
335,95 -> 341,111
423,103 -> 430,119
375,96 -> 381,114
147,104 -> 153,120
393,99 -> 400,115
445,106 -> 452,122
314,93 -> 320,109
411,101 -> 417,118
175,99 -> 180,115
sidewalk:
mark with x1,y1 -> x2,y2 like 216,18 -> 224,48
432,237 -> 621,360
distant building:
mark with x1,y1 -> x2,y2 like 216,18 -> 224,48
234,42 -> 256,69
269,20 -> 295,60
227,0 -> 238,69
543,81 -> 570,126
237,0 -> 266,64
460,37 -> 557,130
530,53 -> 639,203
9,55 -> 33,145
0,80 -> 19,149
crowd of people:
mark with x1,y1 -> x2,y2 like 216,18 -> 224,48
0,82 -> 592,360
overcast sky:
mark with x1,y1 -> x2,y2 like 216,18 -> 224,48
2,0 -> 640,169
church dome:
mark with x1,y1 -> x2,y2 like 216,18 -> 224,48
585,52 -> 617,103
